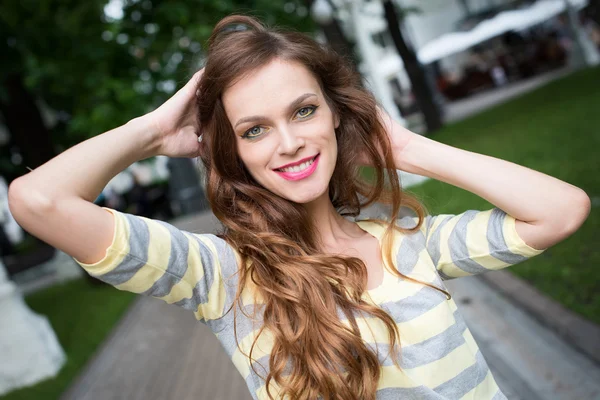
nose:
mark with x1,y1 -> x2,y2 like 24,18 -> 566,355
276,126 -> 305,155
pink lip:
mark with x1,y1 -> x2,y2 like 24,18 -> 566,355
274,154 -> 320,181
274,154 -> 318,170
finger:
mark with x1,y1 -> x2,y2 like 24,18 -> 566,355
189,68 -> 204,88
190,68 -> 205,88
180,68 -> 205,100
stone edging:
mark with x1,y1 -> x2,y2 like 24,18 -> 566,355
478,269 -> 600,366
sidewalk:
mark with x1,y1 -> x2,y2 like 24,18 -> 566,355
62,210 -> 600,400
443,67 -> 573,124
403,67 -> 573,133
445,276 -> 600,399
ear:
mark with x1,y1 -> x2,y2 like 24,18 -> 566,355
334,113 -> 340,129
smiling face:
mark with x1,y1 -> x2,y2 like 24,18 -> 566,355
222,58 -> 340,204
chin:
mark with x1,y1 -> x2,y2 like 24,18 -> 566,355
282,185 -> 328,204
260,176 -> 329,204
274,169 -> 332,204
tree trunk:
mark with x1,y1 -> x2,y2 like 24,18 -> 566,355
0,72 -> 55,171
304,0 -> 359,70
383,0 -> 443,132
321,19 -> 359,66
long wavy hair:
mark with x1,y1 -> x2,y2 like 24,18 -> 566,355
195,14 -> 450,400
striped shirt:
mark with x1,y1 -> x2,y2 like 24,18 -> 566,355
74,207 -> 545,399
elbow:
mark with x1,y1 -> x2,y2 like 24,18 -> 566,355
571,189 -> 591,231
519,190 -> 591,250
560,189 -> 591,236
8,178 -> 54,225
8,178 -> 27,219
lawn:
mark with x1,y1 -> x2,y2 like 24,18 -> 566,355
402,66 -> 599,324
2,278 -> 135,400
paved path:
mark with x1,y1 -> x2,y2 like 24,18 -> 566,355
443,67 -> 573,123
61,210 -> 600,400
61,212 -> 251,400
61,295 -> 251,400
445,276 -> 600,400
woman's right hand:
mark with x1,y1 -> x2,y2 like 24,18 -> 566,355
143,68 -> 205,158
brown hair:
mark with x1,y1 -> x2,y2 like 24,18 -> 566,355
195,14 -> 450,400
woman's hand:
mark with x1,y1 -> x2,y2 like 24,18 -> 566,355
376,107 -> 415,160
143,68 -> 205,158
358,107 -> 417,170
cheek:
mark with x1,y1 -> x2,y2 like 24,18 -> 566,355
237,143 -> 273,179
322,127 -> 337,153
239,154 -> 260,175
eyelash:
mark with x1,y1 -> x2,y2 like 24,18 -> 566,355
241,105 -> 319,139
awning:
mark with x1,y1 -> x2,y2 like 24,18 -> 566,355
417,0 -> 588,64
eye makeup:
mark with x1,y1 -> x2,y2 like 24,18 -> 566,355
240,104 -> 319,140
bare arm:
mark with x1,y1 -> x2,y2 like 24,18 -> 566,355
8,118 -> 160,264
380,112 -> 591,251
8,70 -> 204,264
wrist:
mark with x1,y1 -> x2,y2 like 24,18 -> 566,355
393,132 -> 427,175
126,115 -> 163,159
386,118 -> 420,173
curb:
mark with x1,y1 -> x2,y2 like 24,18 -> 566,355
478,269 -> 600,367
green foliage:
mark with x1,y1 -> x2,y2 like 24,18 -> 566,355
0,0 -> 315,150
408,66 -> 600,324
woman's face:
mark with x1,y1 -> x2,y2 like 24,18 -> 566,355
222,58 -> 339,204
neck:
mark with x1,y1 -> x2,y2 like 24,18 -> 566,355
304,192 -> 363,251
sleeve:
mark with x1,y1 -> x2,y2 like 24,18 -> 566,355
417,207 -> 547,280
72,207 -> 239,324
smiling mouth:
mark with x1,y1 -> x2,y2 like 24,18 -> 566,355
274,154 -> 319,173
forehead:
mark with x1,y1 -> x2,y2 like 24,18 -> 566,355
222,58 -> 321,120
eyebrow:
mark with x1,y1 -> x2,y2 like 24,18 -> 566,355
233,93 -> 318,129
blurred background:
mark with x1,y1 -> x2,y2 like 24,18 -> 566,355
1,0 -> 599,399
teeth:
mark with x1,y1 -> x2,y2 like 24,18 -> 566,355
279,158 -> 315,173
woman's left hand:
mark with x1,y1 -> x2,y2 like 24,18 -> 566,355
377,107 -> 416,159
358,107 -> 418,170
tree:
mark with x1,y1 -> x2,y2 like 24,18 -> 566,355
0,0 -> 314,180
305,0 -> 443,132
382,0 -> 443,132
303,0 -> 358,68
0,0 -> 141,176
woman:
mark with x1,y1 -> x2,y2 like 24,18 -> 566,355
8,14 -> 590,400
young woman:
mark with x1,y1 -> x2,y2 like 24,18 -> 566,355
8,14 -> 590,400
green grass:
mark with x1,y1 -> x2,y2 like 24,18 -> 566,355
1,278 -> 135,400
404,67 -> 600,324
